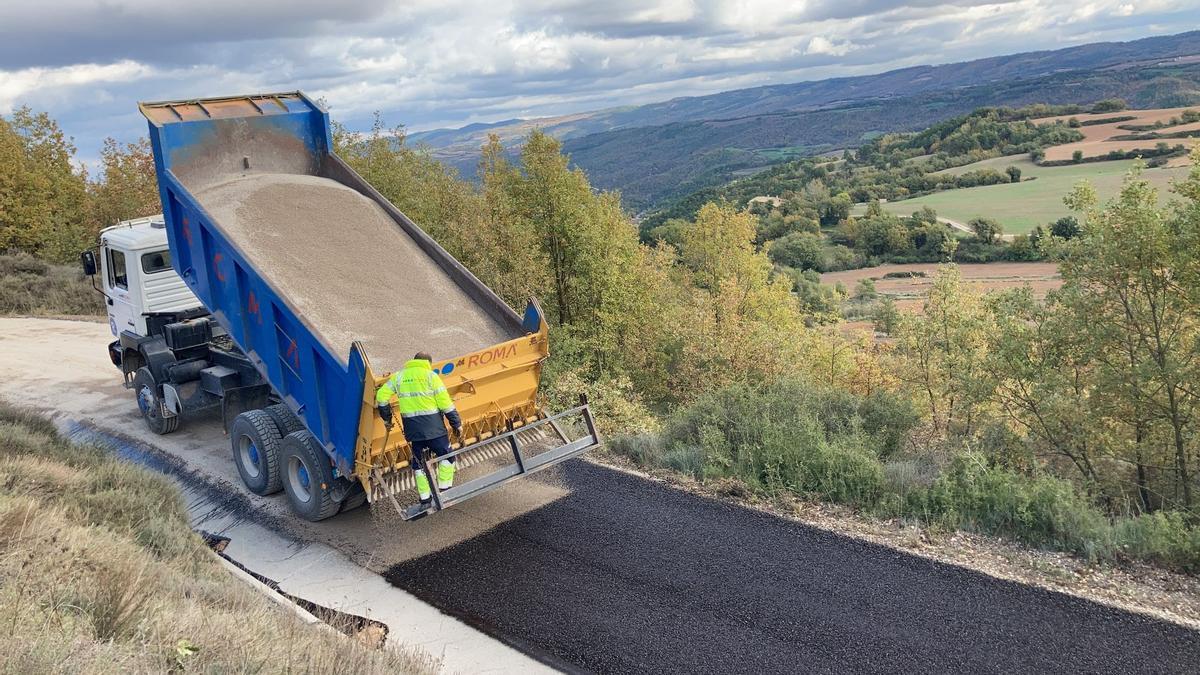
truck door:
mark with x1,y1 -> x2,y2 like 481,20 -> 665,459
101,246 -> 138,336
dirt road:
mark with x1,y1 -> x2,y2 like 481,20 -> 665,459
2,317 -> 1198,673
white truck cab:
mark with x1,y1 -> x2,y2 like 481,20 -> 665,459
90,215 -> 202,338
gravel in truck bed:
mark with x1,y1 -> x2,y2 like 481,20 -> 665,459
194,173 -> 515,373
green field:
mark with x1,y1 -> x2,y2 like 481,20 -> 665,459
866,158 -> 1191,233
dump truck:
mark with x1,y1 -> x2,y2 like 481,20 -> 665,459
80,92 -> 598,521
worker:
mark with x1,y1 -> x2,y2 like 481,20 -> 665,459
376,352 -> 463,505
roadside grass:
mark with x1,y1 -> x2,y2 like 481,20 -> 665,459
611,379 -> 1200,573
873,158 -> 1190,233
0,252 -> 102,317
0,403 -> 437,673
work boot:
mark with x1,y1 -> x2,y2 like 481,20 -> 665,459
414,469 -> 432,504
437,459 -> 456,490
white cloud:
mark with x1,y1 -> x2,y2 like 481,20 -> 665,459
0,60 -> 152,113
805,36 -> 856,56
0,0 -> 1195,158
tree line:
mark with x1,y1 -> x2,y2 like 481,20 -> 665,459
0,108 -> 160,261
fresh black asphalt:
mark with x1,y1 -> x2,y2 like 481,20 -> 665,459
386,461 -> 1200,673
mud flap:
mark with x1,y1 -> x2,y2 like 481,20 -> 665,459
392,402 -> 599,521
221,384 -> 271,432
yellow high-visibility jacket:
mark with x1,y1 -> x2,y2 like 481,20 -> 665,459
376,359 -> 462,441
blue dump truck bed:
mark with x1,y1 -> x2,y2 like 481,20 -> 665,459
140,92 -> 598,520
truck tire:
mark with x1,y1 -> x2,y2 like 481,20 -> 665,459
340,482 -> 368,513
133,367 -> 179,435
231,410 -> 283,495
266,403 -> 304,437
280,430 -> 342,521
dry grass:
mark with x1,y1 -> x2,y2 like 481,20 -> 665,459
0,403 -> 438,674
0,253 -> 102,317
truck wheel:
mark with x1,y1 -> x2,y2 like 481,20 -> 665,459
340,482 -> 368,513
266,403 -> 305,437
133,367 -> 179,435
231,410 -> 283,495
280,431 -> 342,521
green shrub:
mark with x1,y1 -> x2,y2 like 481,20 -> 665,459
1112,511 -> 1200,572
649,379 -> 906,505
899,453 -> 1200,570
609,433 -> 666,468
907,453 -> 1107,551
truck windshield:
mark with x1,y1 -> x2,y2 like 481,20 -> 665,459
141,250 -> 172,274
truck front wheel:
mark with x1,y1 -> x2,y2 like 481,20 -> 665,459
231,410 -> 283,495
280,430 -> 342,521
133,367 -> 178,435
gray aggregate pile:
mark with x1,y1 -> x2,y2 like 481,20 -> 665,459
387,461 -> 1200,674
194,173 -> 515,373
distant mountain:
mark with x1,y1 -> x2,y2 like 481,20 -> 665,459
570,62 -> 1200,209
409,30 -> 1200,207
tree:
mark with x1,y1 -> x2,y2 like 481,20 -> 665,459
0,107 -> 89,260
1050,216 -> 1080,239
854,277 -> 878,299
916,221 -> 954,259
1053,166 -> 1200,508
1029,225 -> 1046,248
1006,165 -> 1022,183
682,202 -> 758,291
89,137 -> 159,231
1072,150 -> 1084,163
819,193 -> 852,226
894,265 -> 993,436
768,232 -> 825,271
969,217 -> 1002,244
913,205 -> 938,225
1091,98 -> 1127,113
872,296 -> 900,334
983,288 -> 1100,483
1030,149 -> 1045,163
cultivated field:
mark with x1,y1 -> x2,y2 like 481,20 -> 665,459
823,262 -> 1061,311
1033,107 -> 1200,162
874,158 -> 1190,233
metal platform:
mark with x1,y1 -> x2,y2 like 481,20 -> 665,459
388,403 -> 599,520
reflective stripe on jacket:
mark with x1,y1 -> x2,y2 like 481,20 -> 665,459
376,359 -> 462,442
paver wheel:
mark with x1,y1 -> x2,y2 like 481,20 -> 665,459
133,367 -> 178,435
340,482 -> 368,513
231,410 -> 283,495
266,403 -> 305,437
280,430 -> 342,521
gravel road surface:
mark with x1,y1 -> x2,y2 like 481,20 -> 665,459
388,460 -> 1200,674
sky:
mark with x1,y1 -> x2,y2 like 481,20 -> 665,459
0,0 -> 1196,166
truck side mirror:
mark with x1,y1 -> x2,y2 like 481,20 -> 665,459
80,250 -> 97,276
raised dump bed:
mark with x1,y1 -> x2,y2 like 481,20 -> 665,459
192,172 -> 515,372
139,92 -> 597,520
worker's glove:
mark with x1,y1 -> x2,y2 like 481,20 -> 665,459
453,426 -> 464,442
378,403 -> 394,429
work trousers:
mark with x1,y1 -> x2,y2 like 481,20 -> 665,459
411,434 -> 454,472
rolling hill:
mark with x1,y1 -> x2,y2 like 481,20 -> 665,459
411,30 -> 1200,209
